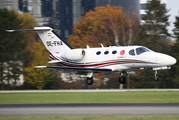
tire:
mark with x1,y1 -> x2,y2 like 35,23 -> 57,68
154,74 -> 159,81
119,76 -> 126,84
86,77 -> 94,85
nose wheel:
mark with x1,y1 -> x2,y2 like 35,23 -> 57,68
154,70 -> 159,81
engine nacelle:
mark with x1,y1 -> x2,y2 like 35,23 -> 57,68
61,49 -> 85,61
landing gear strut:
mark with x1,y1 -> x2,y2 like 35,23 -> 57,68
119,71 -> 128,84
86,77 -> 94,85
154,70 -> 159,81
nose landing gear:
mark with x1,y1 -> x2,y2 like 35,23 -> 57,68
154,70 -> 159,81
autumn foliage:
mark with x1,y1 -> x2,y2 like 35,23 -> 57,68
19,13 -> 55,90
68,5 -> 139,48
25,40 -> 55,90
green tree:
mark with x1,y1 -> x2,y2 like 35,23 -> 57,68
25,40 -> 55,90
171,14 -> 179,87
138,0 -> 170,52
0,9 -> 24,90
135,0 -> 172,88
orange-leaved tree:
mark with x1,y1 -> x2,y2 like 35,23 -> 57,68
21,13 -> 38,67
25,40 -> 55,90
67,4 -> 140,48
67,5 -> 140,89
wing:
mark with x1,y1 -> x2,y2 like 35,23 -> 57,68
35,66 -> 112,74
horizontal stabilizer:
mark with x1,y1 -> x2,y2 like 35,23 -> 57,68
6,29 -> 51,32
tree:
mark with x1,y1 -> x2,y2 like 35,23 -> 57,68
0,9 -> 24,90
67,4 -> 139,48
170,13 -> 179,87
21,13 -> 39,67
138,0 -> 170,52
67,5 -> 139,89
136,0 -> 171,88
25,40 -> 55,90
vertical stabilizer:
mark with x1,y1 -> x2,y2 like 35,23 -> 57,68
34,27 -> 73,55
6,27 -> 73,61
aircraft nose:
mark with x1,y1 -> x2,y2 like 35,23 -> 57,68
168,56 -> 177,65
164,55 -> 177,66
156,53 -> 177,66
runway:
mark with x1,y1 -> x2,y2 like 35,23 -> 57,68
1,89 -> 179,93
0,103 -> 179,117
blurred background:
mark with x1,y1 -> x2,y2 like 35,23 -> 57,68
0,0 -> 179,90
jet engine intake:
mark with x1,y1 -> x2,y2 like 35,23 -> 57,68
61,49 -> 85,61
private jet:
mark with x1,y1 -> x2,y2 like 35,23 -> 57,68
6,27 -> 177,85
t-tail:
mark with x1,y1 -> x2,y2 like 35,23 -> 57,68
34,27 -> 73,54
6,27 -> 73,62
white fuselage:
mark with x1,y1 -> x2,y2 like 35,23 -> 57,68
52,45 -> 176,72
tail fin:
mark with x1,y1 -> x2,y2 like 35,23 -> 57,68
34,27 -> 73,55
6,27 -> 73,60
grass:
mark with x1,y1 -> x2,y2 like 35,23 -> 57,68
0,91 -> 179,104
0,116 -> 179,120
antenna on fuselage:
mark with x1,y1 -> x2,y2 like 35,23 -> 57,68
86,45 -> 90,49
101,44 -> 104,48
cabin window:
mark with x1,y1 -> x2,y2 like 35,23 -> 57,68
129,49 -> 135,56
96,51 -> 101,55
112,50 -> 117,54
104,51 -> 109,55
136,47 -> 149,55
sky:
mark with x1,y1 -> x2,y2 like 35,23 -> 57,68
166,0 -> 179,37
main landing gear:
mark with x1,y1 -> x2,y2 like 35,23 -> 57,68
119,71 -> 128,84
86,72 -> 94,85
86,77 -> 94,85
86,70 -> 160,85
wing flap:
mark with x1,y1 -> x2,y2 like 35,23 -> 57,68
35,66 -> 112,73
47,60 -> 62,63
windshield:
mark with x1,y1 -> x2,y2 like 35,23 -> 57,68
136,47 -> 150,55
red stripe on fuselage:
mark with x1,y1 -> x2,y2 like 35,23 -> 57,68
59,59 -> 156,68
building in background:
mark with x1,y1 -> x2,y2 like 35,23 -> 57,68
57,0 -> 140,39
0,0 -> 140,39
0,0 -> 19,10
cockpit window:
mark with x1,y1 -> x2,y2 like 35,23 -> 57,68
129,49 -> 135,56
136,47 -> 149,55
